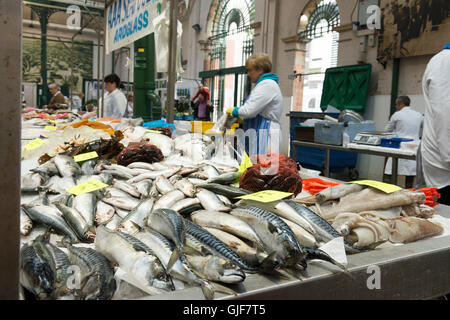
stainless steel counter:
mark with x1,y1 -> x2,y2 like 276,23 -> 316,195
140,205 -> 450,300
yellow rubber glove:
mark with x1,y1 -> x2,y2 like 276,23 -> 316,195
237,117 -> 243,125
226,108 -> 234,116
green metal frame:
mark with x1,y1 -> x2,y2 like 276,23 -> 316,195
298,1 -> 340,39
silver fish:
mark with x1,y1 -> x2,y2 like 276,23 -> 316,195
147,208 -> 185,254
117,198 -> 154,235
127,162 -> 156,170
73,193 -> 97,228
199,183 -> 251,199
21,172 -> 46,193
279,217 -> 319,248
104,187 -> 131,198
185,255 -> 246,284
21,204 -> 79,242
217,195 -> 232,206
170,198 -> 201,212
44,176 -> 76,194
201,165 -> 220,179
55,203 -> 95,242
20,207 -> 33,236
149,183 -> 160,198
188,171 -> 210,180
95,201 -> 116,225
54,155 -> 81,178
80,160 -> 96,176
134,179 -> 153,198
115,207 -> 131,219
196,189 -> 230,212
155,176 -> 176,195
152,190 -> 185,211
206,172 -> 240,185
105,214 -> 122,231
113,180 -> 141,198
168,174 -> 183,185
127,167 -> 182,184
100,169 -> 133,180
102,196 -> 140,211
175,179 -> 196,197
30,159 -> 59,176
187,178 -> 208,187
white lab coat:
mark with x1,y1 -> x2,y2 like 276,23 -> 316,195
102,89 -> 127,119
384,106 -> 424,175
421,49 -> 450,189
237,80 -> 283,153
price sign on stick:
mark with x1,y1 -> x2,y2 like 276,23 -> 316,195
66,179 -> 108,195
349,180 -> 402,193
74,151 -> 99,162
236,190 -> 293,203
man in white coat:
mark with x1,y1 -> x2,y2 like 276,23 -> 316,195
421,44 -> 450,205
102,74 -> 127,119
384,96 -> 424,188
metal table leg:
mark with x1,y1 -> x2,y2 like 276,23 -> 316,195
392,157 -> 399,186
324,148 -> 330,177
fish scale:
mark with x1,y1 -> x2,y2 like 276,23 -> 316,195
184,219 -> 257,272
148,209 -> 186,252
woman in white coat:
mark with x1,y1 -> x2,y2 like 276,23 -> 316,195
226,53 -> 283,157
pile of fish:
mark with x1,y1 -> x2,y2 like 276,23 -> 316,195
296,183 -> 444,247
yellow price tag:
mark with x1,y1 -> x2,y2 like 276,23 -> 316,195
45,125 -> 57,130
73,151 -> 99,162
236,190 -> 293,203
349,180 -> 402,193
66,179 -> 108,195
238,152 -> 253,174
146,129 -> 162,134
23,138 -> 46,151
49,120 -> 57,124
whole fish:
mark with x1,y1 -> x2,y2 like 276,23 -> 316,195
55,203 -> 95,242
81,160 -> 96,176
279,217 -> 318,248
54,155 -> 81,178
115,207 -> 131,219
134,227 -> 216,299
64,241 -> 116,300
155,176 -> 176,195
73,193 -> 97,228
117,198 -> 154,235
185,255 -> 246,284
20,207 -> 33,236
127,167 -> 181,184
152,190 -> 185,211
206,172 -> 241,185
21,204 -> 79,242
100,169 -> 133,180
204,227 -> 265,267
230,206 -> 307,270
44,176 -> 76,194
105,214 -> 122,231
188,171 -> 210,180
187,178 -> 208,187
284,200 -> 373,254
299,183 -> 365,204
184,219 -> 257,272
127,162 -> 156,170
95,201 -> 115,225
168,174 -> 183,185
102,196 -> 140,211
95,226 -> 171,295
191,210 -> 261,244
171,198 -> 201,212
217,195 -> 232,207
198,183 -> 251,199
104,187 -> 131,198
147,208 -> 185,257
103,164 -> 140,176
134,179 -> 153,198
113,180 -> 141,198
175,179 -> 196,197
30,158 -> 59,177
21,172 -> 46,193
20,236 -> 55,299
149,183 -> 160,198
179,167 -> 199,177
178,204 -> 204,216
196,189 -> 230,212
201,165 -> 220,179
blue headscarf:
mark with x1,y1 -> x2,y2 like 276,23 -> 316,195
444,43 -> 450,50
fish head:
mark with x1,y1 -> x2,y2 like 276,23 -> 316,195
216,259 -> 246,283
34,262 -> 55,294
81,273 -> 103,300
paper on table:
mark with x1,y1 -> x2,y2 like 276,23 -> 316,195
318,237 -> 348,267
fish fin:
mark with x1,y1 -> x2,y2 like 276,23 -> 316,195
367,240 -> 387,250
259,252 -> 281,273
200,280 -> 215,300
167,249 -> 180,272
267,222 -> 279,235
182,246 -> 204,256
211,282 -> 238,296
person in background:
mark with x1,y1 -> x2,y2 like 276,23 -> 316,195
124,92 -> 134,118
192,84 -> 211,104
193,91 -> 213,121
101,73 -> 127,119
71,91 -> 84,111
384,96 -> 424,188
81,103 -> 98,120
420,44 -> 450,205
225,53 -> 283,157
44,83 -> 66,109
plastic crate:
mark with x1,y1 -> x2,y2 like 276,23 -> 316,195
380,137 -> 413,149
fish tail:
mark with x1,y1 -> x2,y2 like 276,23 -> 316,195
200,280 -> 215,300
167,249 -> 180,272
211,282 -> 238,296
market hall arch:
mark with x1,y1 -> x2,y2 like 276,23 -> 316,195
201,0 -> 255,121
292,0 -> 340,112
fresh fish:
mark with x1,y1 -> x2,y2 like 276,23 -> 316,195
55,203 -> 95,242
155,176 -> 176,195
73,193 -> 97,228
127,167 -> 181,184
175,179 -> 196,197
104,187 -> 131,198
54,155 -> 81,178
170,198 -> 201,212
152,190 -> 185,212
199,183 -> 251,199
104,164 -> 141,176
20,236 -> 55,299
201,165 -> 220,179
168,174 -> 183,185
127,162 -> 156,170
95,201 -> 115,225
149,183 -> 160,198
230,206 -> 307,270
102,196 -> 140,211
81,160 -> 96,176
113,180 -> 141,198
20,207 -> 33,236
93,159 -> 111,173
196,189 -> 230,212
30,159 -> 59,176
184,219 -> 257,272
185,255 -> 246,284
21,204 -> 79,242
105,214 -> 122,231
191,210 -> 261,244
206,172 -> 241,185
299,183 -> 365,204
134,227 -> 216,299
95,226 -> 170,295
147,208 -> 185,255
179,167 -> 199,177
187,178 -> 208,186
43,176 -> 76,194
63,241 -> 116,300
152,162 -> 170,171
204,227 -> 265,267
98,172 -> 114,185
279,217 -> 318,248
117,198 -> 154,235
50,193 -> 72,207
178,204 -> 204,216
302,246 -> 347,270
134,179 -> 153,198
21,172 -> 46,193
284,200 -> 373,254
100,169 -> 133,180
115,208 -> 131,219
188,171 -> 210,180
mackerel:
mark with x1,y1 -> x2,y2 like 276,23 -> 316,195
73,193 -> 97,228
117,198 -> 154,235
185,254 -> 246,284
44,241 -> 76,299
178,204 -> 204,216
206,172 -> 241,185
147,208 -> 185,254
198,183 -> 251,199
55,203 -> 95,242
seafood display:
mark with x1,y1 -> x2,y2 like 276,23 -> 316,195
19,124 -> 447,301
